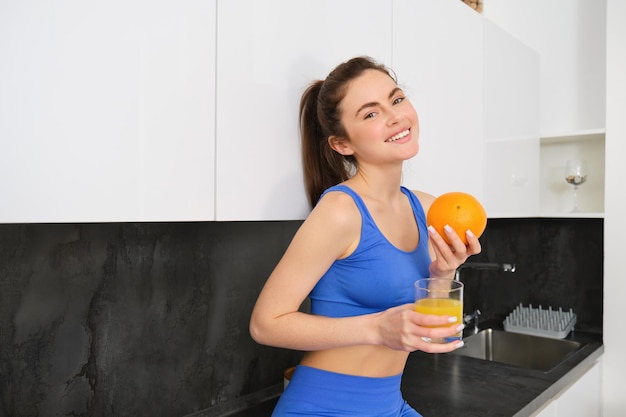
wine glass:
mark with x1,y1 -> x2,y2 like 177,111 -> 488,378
565,159 -> 588,212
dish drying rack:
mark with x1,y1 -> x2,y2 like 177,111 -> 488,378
503,303 -> 577,339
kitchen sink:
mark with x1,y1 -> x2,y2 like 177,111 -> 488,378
450,328 -> 583,372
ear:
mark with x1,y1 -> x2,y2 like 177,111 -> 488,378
328,135 -> 354,156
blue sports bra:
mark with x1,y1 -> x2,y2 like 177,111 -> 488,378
309,185 -> 432,318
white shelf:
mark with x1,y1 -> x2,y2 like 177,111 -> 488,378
539,212 -> 604,219
540,129 -> 605,144
487,212 -> 604,219
539,131 -> 605,216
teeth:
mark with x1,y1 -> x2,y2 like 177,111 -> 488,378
386,130 -> 409,142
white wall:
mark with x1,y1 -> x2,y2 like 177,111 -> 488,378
603,1 -> 626,415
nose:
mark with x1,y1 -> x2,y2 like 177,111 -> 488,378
387,108 -> 403,125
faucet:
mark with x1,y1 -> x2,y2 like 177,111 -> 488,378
454,262 -> 516,281
464,309 -> 482,334
455,262 -> 516,334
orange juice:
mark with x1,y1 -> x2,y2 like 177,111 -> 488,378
414,298 -> 463,342
414,298 -> 463,323
414,278 -> 464,343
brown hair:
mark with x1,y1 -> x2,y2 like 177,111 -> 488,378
300,56 -> 396,207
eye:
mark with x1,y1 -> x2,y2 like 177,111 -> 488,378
364,111 -> 377,119
392,96 -> 405,105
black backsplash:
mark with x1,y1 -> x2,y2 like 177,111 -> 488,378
0,222 -> 303,417
461,218 -> 603,333
0,218 -> 602,416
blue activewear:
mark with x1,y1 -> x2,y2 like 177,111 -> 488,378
273,366 -> 422,417
271,185 -> 431,417
309,185 -> 432,317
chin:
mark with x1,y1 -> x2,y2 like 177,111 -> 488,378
403,141 -> 419,160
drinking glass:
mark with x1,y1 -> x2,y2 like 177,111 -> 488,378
414,278 -> 463,343
565,159 -> 588,212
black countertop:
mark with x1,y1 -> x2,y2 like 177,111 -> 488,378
401,330 -> 603,416
227,330 -> 603,417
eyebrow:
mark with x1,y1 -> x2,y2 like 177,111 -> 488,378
354,87 -> 403,117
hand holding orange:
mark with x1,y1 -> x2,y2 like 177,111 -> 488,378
427,192 -> 487,245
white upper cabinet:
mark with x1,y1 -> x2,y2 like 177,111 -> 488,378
1,1 -> 554,222
0,0 -> 217,222
484,0 -> 606,217
215,0 -> 392,221
484,0 -> 606,136
483,21 -> 540,143
483,20 -> 541,217
392,0 -> 484,201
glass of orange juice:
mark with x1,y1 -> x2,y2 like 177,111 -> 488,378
414,278 -> 464,343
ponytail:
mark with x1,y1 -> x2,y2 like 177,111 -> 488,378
299,56 -> 394,208
300,81 -> 350,207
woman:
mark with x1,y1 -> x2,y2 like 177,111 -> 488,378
249,56 -> 481,417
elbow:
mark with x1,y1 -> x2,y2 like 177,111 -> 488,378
249,313 -> 270,346
249,320 -> 262,344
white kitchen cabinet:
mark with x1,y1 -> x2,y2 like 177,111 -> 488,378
0,0 -> 216,222
532,401 -> 556,417
483,21 -> 540,143
1,1 -> 573,223
531,360 -> 603,417
484,138 -> 540,218
484,0 -> 607,219
215,0 -> 392,221
482,20 -> 540,218
484,0 -> 606,137
554,359 -> 602,416
392,0 -> 484,201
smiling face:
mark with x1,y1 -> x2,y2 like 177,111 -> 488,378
329,69 -> 420,166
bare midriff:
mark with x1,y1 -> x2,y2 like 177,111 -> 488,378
299,345 -> 409,377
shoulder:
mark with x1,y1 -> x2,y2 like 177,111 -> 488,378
310,189 -> 361,230
295,189 -> 361,260
409,189 -> 436,214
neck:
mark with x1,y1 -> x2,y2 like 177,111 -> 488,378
347,163 -> 405,201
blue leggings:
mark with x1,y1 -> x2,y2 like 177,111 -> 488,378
272,365 -> 422,417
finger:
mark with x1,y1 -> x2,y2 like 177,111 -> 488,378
419,323 -> 465,339
400,302 -> 419,311
465,230 -> 482,254
412,311 -> 460,327
427,227 -> 452,263
428,225 -> 465,259
427,225 -> 448,249
416,338 -> 465,354
441,225 -> 468,253
409,314 -> 466,340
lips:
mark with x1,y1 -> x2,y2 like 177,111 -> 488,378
385,129 -> 410,143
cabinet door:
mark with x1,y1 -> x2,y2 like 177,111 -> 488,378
392,0 -> 484,200
0,1 -> 216,222
215,0 -> 392,221
483,20 -> 540,217
484,0 -> 606,136
484,139 -> 540,217
532,401 -> 556,417
555,360 -> 602,417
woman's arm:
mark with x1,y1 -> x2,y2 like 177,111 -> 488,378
250,191 -> 368,350
249,191 -> 464,353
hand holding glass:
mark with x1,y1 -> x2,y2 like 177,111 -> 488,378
414,278 -> 463,344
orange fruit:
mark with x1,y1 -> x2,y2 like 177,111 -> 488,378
427,192 -> 487,245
